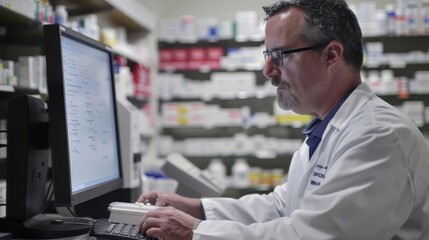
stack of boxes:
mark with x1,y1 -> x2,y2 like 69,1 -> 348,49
159,47 -> 223,71
17,56 -> 46,92
0,0 -> 53,24
161,101 -> 250,128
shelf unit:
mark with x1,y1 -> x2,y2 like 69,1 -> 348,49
363,35 -> 429,78
0,5 -> 156,93
48,0 -> 156,65
364,35 -> 429,53
157,39 -> 302,182
0,0 -> 157,104
362,35 -> 429,135
157,34 -> 429,185
51,0 -> 155,33
0,0 -> 157,176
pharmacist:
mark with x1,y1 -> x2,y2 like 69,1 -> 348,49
138,0 -> 429,239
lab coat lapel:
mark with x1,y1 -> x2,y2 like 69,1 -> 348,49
295,143 -> 316,208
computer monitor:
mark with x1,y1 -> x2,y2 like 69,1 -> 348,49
0,24 -> 123,239
44,24 -> 123,207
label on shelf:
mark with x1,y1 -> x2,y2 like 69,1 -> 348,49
275,114 -> 312,126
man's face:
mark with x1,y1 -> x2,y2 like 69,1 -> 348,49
263,8 -> 327,116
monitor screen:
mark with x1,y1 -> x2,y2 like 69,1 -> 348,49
44,24 -> 122,207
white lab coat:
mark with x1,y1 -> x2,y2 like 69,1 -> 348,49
193,83 -> 429,240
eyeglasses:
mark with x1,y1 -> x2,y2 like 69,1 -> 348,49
263,42 -> 329,67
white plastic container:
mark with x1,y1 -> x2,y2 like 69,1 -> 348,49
207,158 -> 226,186
85,14 -> 100,40
231,158 -> 250,188
385,4 -> 396,35
54,5 -> 68,26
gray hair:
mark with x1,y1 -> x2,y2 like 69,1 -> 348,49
263,0 -> 363,71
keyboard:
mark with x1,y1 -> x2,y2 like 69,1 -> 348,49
89,218 -> 158,240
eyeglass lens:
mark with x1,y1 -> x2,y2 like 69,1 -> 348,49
264,50 -> 282,66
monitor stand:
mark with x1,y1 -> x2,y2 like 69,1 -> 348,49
0,213 -> 92,239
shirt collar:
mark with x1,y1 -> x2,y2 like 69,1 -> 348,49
303,88 -> 355,138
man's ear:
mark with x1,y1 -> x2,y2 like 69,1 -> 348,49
325,41 -> 344,68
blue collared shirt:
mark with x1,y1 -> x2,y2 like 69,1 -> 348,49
302,92 -> 352,159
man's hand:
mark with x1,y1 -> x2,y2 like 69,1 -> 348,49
140,206 -> 200,240
137,191 -> 203,219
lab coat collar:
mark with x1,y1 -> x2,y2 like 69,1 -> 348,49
302,84 -> 358,158
329,82 -> 374,131
296,83 -> 372,165
306,82 -> 372,163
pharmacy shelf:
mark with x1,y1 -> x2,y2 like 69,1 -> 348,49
159,95 -> 275,103
361,36 -> 429,134
0,86 -> 14,93
159,153 -> 292,159
363,64 -> 429,78
161,68 -> 264,74
160,34 -> 429,50
158,39 -> 264,48
161,96 -> 276,111
380,94 -> 429,101
378,95 -> 429,132
158,96 -> 309,135
180,155 -> 292,177
159,71 -> 267,90
159,34 -> 429,175
0,5 -> 40,28
51,0 -> 155,33
0,6 -> 43,46
111,45 -> 147,65
363,34 -> 429,53
0,9 -> 147,65
158,36 -> 301,174
0,86 -> 41,94
49,0 -> 155,64
158,39 -> 265,75
162,125 -> 304,139
362,35 -> 429,78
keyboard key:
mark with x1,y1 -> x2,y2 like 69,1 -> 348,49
106,223 -> 116,233
130,226 -> 139,237
112,223 -> 125,235
91,219 -> 160,240
121,224 -> 132,236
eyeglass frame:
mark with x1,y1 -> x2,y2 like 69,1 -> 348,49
263,41 -> 331,67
